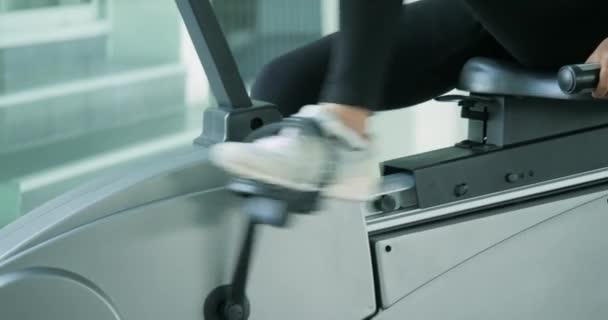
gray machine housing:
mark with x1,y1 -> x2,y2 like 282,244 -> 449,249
2,1 -> 608,319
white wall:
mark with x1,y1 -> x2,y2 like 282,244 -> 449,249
371,100 -> 467,162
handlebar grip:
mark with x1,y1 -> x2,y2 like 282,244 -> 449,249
557,63 -> 601,95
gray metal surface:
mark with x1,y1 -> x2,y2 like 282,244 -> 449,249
0,146 -> 223,261
2,136 -> 607,320
248,199 -> 376,319
366,166 -> 608,233
381,123 -> 608,209
0,268 -> 121,320
0,189 -> 375,319
373,186 -> 608,308
481,96 -> 608,147
377,189 -> 608,320
0,187 -> 242,320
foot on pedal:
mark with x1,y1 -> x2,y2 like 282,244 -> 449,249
210,104 -> 379,201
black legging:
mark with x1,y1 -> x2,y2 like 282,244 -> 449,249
251,0 -> 608,116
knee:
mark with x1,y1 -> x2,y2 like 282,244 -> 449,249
251,52 -> 325,117
251,57 -> 287,100
252,55 -> 302,95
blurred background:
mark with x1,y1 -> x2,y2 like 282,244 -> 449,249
0,0 -> 466,228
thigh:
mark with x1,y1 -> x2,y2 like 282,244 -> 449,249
463,0 -> 608,68
381,0 -> 510,109
253,0 -> 513,114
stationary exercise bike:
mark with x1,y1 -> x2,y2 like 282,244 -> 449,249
1,1 -> 607,319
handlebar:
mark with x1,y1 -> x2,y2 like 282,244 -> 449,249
558,63 -> 601,95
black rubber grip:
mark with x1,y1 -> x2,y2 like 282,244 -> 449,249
557,63 -> 601,95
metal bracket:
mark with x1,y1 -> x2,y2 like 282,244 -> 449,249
436,94 -> 496,146
434,94 -> 494,121
194,100 -> 282,146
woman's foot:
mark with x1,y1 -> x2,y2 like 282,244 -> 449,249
209,104 -> 379,201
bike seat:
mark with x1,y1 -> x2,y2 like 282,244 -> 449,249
458,57 -> 592,100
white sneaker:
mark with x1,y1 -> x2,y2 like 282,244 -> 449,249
209,104 -> 379,201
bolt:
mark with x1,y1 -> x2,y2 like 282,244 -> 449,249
225,304 -> 244,320
505,173 -> 520,183
454,183 -> 469,197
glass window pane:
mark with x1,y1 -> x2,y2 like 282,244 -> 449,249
1,0 -> 92,12
1,0 -> 188,227
0,0 -> 333,229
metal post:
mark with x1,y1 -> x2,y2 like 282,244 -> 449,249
175,0 -> 252,109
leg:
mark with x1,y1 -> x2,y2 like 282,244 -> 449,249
214,0 -> 509,199
324,0 -> 506,134
251,36 -> 333,117
380,0 -> 511,109
252,0 -> 511,115
463,0 -> 608,68
251,0 -> 403,117
252,0 -> 403,135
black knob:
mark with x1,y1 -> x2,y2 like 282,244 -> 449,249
558,63 -> 601,95
505,173 -> 520,183
373,195 -> 399,213
454,183 -> 469,197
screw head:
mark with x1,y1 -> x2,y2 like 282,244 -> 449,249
225,304 -> 245,320
505,173 -> 520,183
454,183 -> 469,197
373,195 -> 399,213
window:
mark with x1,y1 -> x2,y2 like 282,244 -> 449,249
0,0 -> 465,229
0,0 -> 330,228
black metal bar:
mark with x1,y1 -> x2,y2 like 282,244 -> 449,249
175,0 -> 252,109
383,123 -> 608,208
231,221 -> 256,303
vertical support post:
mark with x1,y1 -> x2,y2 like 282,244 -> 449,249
176,0 -> 282,145
175,0 -> 252,109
